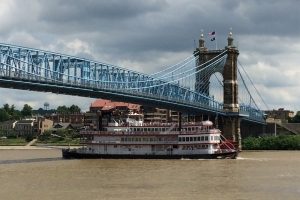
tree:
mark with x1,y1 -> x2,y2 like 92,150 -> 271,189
25,134 -> 34,142
39,130 -> 52,141
3,103 -> 10,113
12,110 -> 22,120
0,125 -> 3,136
56,129 -> 68,140
21,104 -> 33,117
7,131 -> 18,139
69,130 -> 80,139
0,108 -> 10,122
69,104 -> 81,113
10,104 -> 16,117
56,105 -> 69,114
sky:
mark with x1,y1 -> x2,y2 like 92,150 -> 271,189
0,0 -> 299,113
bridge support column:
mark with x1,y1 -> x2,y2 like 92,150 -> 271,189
223,116 -> 242,150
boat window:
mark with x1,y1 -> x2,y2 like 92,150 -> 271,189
190,137 -> 193,141
179,137 -> 182,142
121,138 -> 124,142
135,138 -> 139,142
214,136 -> 219,141
211,136 -> 213,141
128,138 -> 131,142
205,136 -> 208,141
182,137 -> 185,142
194,137 -> 197,141
114,145 -> 117,148
186,137 -> 189,142
201,136 -> 204,141
197,137 -> 200,141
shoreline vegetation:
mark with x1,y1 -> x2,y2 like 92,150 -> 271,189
242,134 -> 300,150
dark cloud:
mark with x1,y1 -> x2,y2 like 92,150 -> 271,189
0,0 -> 299,112
39,0 -> 166,22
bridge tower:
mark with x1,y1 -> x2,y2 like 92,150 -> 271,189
194,29 -> 243,150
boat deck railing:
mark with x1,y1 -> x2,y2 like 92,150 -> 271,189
80,130 -> 220,135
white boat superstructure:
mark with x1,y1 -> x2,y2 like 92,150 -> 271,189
62,113 -> 238,159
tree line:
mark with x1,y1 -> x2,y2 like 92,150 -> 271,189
0,103 -> 33,122
242,134 -> 300,150
0,103 -> 82,123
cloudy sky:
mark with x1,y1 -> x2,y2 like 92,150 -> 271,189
0,0 -> 299,113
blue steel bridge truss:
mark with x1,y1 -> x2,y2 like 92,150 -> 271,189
0,43 -> 265,123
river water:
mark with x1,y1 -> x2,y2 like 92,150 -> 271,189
0,149 -> 299,200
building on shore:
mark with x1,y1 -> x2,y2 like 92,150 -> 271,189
264,108 -> 294,123
0,117 -> 53,137
84,99 -> 181,130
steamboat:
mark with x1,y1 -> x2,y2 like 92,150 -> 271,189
62,113 -> 238,159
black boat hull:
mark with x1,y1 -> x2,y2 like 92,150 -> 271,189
62,149 -> 238,159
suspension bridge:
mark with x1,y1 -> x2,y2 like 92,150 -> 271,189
0,32 -> 266,148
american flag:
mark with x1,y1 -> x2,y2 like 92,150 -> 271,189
208,31 -> 215,36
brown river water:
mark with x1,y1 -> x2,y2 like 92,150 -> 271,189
0,149 -> 299,200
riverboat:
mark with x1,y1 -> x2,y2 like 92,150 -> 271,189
62,113 -> 238,159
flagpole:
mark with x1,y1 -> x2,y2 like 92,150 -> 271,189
215,30 -> 217,50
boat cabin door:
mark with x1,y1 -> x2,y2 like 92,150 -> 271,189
104,145 -> 108,154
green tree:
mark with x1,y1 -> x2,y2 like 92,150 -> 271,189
3,103 -> 10,113
0,125 -> 3,137
69,104 -> 81,113
39,130 -> 52,141
69,130 -> 80,139
21,104 -> 33,117
7,131 -> 18,139
56,105 -> 69,114
11,110 -> 22,120
0,108 -> 10,122
56,129 -> 68,140
25,134 -> 34,142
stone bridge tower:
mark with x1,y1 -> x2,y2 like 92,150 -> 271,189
194,30 -> 243,149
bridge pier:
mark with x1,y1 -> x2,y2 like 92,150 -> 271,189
195,29 -> 244,150
222,116 -> 242,151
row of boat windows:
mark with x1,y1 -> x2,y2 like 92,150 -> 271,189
90,145 -> 209,150
179,135 -> 220,142
118,135 -> 220,142
183,145 -> 209,150
121,137 -> 159,142
104,127 -> 207,132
